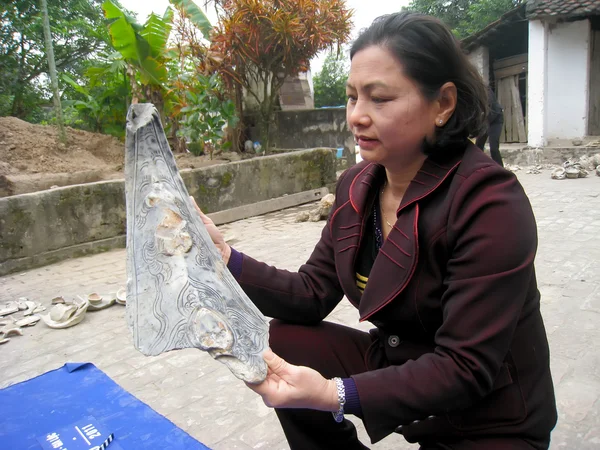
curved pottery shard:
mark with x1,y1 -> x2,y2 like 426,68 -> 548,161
124,104 -> 268,384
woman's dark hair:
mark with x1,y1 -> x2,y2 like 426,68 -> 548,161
350,12 -> 488,156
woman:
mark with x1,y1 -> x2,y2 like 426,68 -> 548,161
476,85 -> 505,166
195,12 -> 557,450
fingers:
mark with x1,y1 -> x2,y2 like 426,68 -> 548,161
263,348 -> 290,377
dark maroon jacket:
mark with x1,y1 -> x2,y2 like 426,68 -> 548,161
236,143 -> 557,445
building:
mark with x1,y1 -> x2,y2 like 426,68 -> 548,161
463,0 -> 600,147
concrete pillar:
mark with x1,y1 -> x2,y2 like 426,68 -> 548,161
527,20 -> 548,148
546,19 -> 591,140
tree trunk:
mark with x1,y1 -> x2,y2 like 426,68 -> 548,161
40,0 -> 66,144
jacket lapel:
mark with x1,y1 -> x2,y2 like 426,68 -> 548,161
357,156 -> 463,321
332,163 -> 382,307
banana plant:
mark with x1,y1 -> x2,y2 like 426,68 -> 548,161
61,73 -> 104,131
102,0 -> 173,116
169,0 -> 212,39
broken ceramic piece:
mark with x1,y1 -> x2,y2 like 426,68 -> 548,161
23,301 -> 38,316
14,315 -> 41,327
115,288 -> 126,306
88,293 -> 102,303
52,296 -> 66,305
83,294 -> 116,311
0,302 -> 19,317
42,299 -> 88,329
0,338 -> 9,345
551,167 -> 566,180
0,327 -> 23,338
49,303 -> 78,322
124,104 -> 269,384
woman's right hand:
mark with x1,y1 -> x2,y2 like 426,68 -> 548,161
190,196 -> 232,265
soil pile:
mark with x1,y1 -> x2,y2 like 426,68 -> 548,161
0,117 -> 235,195
0,117 -> 125,176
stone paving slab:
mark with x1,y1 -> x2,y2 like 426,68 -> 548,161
1,170 -> 599,449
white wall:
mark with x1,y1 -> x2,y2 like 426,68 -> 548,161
467,46 -> 489,85
528,20 -> 548,147
546,19 -> 591,140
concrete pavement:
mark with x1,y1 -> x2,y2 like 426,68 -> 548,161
1,169 -> 599,449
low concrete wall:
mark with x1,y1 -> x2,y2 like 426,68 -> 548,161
271,108 -> 355,167
501,146 -> 600,166
0,148 -> 335,276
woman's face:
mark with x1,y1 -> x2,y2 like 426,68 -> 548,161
346,45 -> 440,167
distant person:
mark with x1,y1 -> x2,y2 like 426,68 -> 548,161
476,86 -> 504,166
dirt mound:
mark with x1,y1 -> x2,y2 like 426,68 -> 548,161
0,117 -> 239,195
0,117 -> 125,176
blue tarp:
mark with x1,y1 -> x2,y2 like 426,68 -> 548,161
0,363 -> 211,450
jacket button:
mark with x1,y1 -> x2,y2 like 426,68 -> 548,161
388,335 -> 400,347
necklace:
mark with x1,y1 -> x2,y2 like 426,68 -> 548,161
380,182 -> 393,229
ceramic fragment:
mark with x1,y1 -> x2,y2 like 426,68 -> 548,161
551,167 -> 566,180
23,301 -> 38,316
42,299 -> 88,329
124,104 -> 268,384
83,294 -> 116,311
49,303 -> 78,322
0,327 -> 23,338
115,288 -> 126,306
14,315 -> 41,327
0,303 -> 19,317
32,304 -> 46,314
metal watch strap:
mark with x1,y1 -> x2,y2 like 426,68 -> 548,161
332,377 -> 346,423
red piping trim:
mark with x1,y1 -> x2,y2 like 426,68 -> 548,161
349,163 -> 374,213
329,199 -> 351,239
387,237 -> 411,257
428,160 -> 452,170
379,248 -> 406,269
394,226 -> 409,240
338,233 -> 360,242
395,160 -> 462,214
361,204 -> 421,321
339,244 -> 358,253
339,223 -> 361,230
419,170 -> 441,179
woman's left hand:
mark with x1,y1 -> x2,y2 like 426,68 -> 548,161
247,349 -> 339,412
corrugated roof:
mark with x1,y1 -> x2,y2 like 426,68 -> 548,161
527,0 -> 600,19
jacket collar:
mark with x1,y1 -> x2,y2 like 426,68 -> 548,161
349,149 -> 465,218
339,148 -> 465,320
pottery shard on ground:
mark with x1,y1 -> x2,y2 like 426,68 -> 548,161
124,104 -> 268,384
